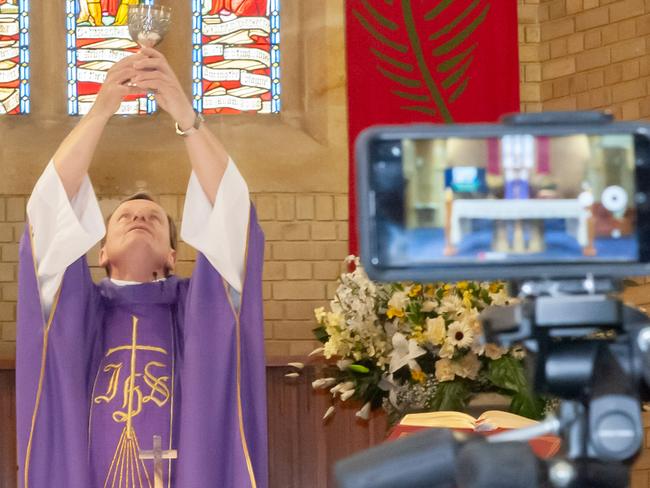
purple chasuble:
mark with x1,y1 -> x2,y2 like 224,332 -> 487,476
16,207 -> 268,488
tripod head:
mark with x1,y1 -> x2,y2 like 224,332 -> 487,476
482,277 -> 648,464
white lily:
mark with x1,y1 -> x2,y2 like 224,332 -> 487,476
323,406 -> 336,420
288,362 -> 305,369
308,347 -> 324,357
336,358 -> 353,370
340,389 -> 355,401
339,381 -> 355,391
312,377 -> 337,389
389,332 -> 427,373
330,381 -> 354,396
284,372 -> 300,378
356,402 -> 372,420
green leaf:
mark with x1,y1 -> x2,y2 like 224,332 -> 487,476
487,356 -> 545,420
433,4 -> 490,56
510,392 -> 546,420
487,355 -> 527,392
313,326 -> 329,344
430,380 -> 471,411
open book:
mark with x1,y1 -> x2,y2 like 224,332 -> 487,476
399,410 -> 538,431
387,410 -> 561,459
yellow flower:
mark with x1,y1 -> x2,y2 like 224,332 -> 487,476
435,358 -> 455,382
411,330 -> 426,344
462,291 -> 473,309
421,300 -> 436,312
326,312 -> 343,328
457,281 -> 469,291
387,307 -> 405,319
453,353 -> 481,380
409,284 -> 422,297
439,342 -> 455,359
425,316 -> 446,346
424,284 -> 436,296
484,343 -> 505,360
314,306 -> 327,323
411,369 -> 427,383
489,281 -> 502,293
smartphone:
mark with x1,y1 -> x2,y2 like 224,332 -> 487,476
355,112 -> 650,283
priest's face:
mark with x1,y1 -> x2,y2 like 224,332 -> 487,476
99,199 -> 176,279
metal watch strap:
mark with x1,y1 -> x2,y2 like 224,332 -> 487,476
175,112 -> 204,137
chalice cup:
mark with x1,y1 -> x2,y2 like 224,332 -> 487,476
128,3 -> 171,48
128,3 -> 171,103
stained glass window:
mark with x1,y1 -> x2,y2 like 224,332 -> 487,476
192,0 -> 280,114
66,0 -> 153,115
0,0 -> 29,115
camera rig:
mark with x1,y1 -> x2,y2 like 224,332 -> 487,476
338,111 -> 650,488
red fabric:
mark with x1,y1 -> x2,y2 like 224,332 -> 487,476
385,424 -> 561,459
101,0 -> 119,17
208,0 -> 266,16
537,136 -> 550,174
346,0 -> 520,253
487,138 -> 500,175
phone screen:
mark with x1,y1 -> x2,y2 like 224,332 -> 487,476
368,133 -> 639,269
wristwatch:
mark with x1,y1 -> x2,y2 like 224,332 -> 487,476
175,112 -> 204,137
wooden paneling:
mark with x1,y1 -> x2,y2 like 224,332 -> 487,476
5,363 -> 650,487
267,365 -> 387,487
0,370 -> 16,488
0,365 -> 387,488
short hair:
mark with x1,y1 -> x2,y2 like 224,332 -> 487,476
101,192 -> 178,277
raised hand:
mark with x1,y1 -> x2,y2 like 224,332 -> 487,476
131,47 -> 195,129
92,53 -> 147,119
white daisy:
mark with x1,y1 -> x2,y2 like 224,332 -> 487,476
446,321 -> 474,349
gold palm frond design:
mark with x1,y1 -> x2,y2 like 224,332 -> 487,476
352,0 -> 490,122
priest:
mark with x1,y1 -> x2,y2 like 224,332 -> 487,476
16,48 -> 267,487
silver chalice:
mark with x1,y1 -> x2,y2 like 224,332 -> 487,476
128,3 -> 171,48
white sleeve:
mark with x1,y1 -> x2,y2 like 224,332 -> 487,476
180,158 -> 250,294
26,161 -> 106,313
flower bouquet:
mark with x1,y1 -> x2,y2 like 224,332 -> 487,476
309,256 -> 545,424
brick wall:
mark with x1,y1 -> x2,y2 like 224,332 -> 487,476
0,191 -> 349,361
519,0 -> 650,118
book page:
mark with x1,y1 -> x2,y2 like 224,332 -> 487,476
476,410 -> 539,430
399,410 -> 540,431
399,411 -> 477,429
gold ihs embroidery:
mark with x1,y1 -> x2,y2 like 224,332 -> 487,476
108,362 -> 170,424
92,316 -> 173,488
93,329 -> 170,425
94,364 -> 123,404
142,362 -> 170,407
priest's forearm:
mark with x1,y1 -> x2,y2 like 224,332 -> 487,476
53,54 -> 141,199
53,109 -> 110,199
127,48 -> 230,205
181,121 -> 230,206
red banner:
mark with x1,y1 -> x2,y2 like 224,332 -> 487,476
346,0 -> 520,253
